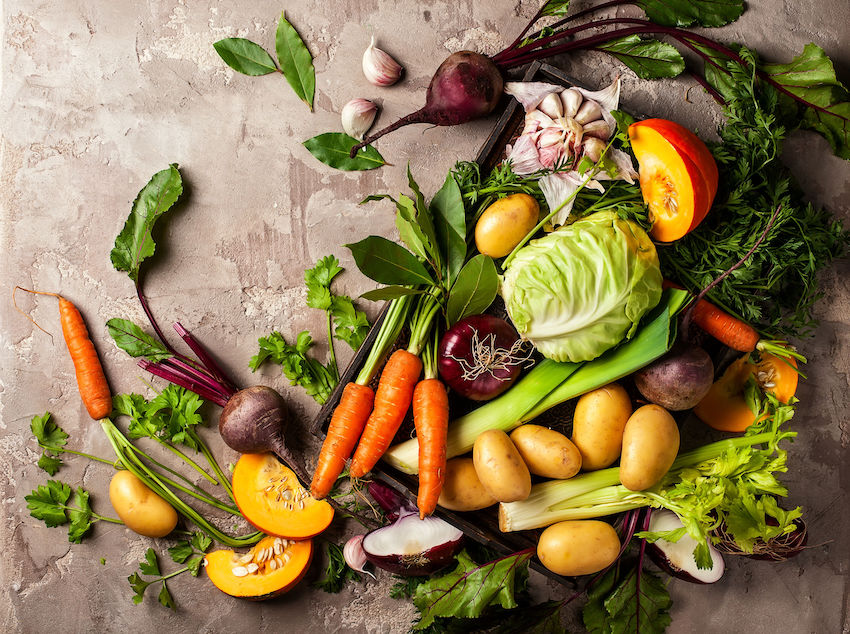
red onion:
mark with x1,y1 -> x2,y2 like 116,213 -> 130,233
438,315 -> 531,401
361,508 -> 464,576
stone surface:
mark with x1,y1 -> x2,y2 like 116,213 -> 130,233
1,0 -> 847,632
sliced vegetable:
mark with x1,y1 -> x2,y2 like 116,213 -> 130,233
694,353 -> 798,432
647,510 -> 725,583
204,536 -> 313,600
232,453 -> 333,539
629,118 -> 718,242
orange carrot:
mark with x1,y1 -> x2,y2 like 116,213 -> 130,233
310,382 -> 375,499
412,378 -> 448,519
349,349 -> 422,478
15,288 -> 112,419
690,299 -> 759,352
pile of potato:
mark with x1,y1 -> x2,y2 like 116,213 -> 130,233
436,382 -> 681,577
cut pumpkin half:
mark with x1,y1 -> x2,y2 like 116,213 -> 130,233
232,452 -> 334,539
629,119 -> 718,243
205,535 -> 313,600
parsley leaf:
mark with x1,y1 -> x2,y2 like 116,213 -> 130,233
140,548 -> 161,576
31,412 -> 69,475
250,331 -> 336,404
305,255 -> 343,309
314,541 -> 359,593
331,296 -> 370,351
158,581 -> 176,609
67,487 -> 94,544
25,480 -> 106,542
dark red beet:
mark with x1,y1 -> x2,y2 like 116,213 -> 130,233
349,51 -> 503,156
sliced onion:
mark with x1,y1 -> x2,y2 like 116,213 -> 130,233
647,510 -> 725,584
362,510 -> 464,576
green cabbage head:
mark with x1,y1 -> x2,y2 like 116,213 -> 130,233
501,211 -> 662,362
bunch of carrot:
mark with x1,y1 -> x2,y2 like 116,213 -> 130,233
310,293 -> 449,519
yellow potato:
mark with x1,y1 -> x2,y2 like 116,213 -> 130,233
620,404 -> 680,491
474,193 -> 540,258
109,470 -> 178,538
510,424 -> 581,480
537,520 -> 621,576
571,383 -> 632,470
473,429 -> 531,502
437,457 -> 497,512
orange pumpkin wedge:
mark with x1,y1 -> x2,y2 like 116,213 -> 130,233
694,354 -> 798,433
232,453 -> 333,539
205,535 -> 313,600
629,119 -> 718,242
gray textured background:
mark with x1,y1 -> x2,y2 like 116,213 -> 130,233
1,1 -> 847,631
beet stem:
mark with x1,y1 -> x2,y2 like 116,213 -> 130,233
139,360 -> 230,407
173,322 -> 238,393
163,357 -> 233,399
349,109 -> 429,157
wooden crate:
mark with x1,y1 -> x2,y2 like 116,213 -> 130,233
310,62 -> 639,586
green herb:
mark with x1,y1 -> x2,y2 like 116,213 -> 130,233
594,35 -> 685,80
214,13 -> 315,110
168,531 -> 212,577
250,330 -> 336,404
275,12 -> 315,110
31,412 -> 68,475
540,1 -> 571,17
390,575 -> 429,599
346,236 -> 435,286
303,133 -> 387,171
411,550 -> 533,630
129,535 -> 212,608
582,559 -> 672,634
430,172 -> 467,287
314,541 -> 359,593
25,480 -> 121,543
110,164 -> 183,283
305,255 -> 370,352
661,46 -> 849,337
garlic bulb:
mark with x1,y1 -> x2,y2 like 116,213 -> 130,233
343,535 -> 375,579
341,99 -> 378,140
362,36 -> 403,87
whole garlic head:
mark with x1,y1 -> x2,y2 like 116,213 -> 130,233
362,36 -> 403,87
341,99 -> 378,140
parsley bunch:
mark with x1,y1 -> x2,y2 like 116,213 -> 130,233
128,532 -> 212,609
25,479 -> 121,543
250,255 -> 369,404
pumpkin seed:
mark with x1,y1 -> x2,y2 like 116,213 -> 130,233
232,566 -> 248,577
246,563 -> 259,574
237,552 -> 254,565
269,558 -> 278,571
282,489 -> 293,501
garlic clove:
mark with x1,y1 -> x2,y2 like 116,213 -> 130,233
538,93 -> 564,119
583,137 -> 607,162
343,535 -> 376,579
537,126 -> 565,148
575,100 -> 603,125
341,98 -> 378,140
560,88 -> 583,118
362,36 -> 403,87
583,119 -> 613,140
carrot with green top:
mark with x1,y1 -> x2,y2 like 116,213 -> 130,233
310,295 -> 414,498
349,291 -> 442,479
412,330 -> 448,518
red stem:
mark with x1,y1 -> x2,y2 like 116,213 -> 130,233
139,360 -> 230,407
163,357 -> 234,399
173,322 -> 237,392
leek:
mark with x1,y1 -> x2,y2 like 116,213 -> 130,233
382,289 -> 689,474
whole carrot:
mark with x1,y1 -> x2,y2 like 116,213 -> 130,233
412,377 -> 448,519
689,299 -> 759,352
310,382 -> 374,499
349,348 -> 422,478
15,288 -> 112,419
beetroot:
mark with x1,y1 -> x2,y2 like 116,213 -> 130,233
633,341 -> 714,411
350,51 -> 503,156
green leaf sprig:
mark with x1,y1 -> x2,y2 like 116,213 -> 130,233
213,12 -> 315,110
30,412 -> 117,475
303,132 -> 387,171
25,480 -> 121,543
129,534 -> 211,609
314,541 -> 359,593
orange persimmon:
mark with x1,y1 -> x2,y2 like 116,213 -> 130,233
205,535 -> 313,600
629,119 -> 719,242
693,353 -> 798,433
232,453 -> 333,540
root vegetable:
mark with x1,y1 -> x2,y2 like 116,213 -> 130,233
571,383 -> 632,471
109,470 -> 178,538
510,425 -> 581,480
619,405 -> 680,492
536,520 -> 620,576
472,429 -> 531,503
437,457 -> 497,512
633,340 -> 714,411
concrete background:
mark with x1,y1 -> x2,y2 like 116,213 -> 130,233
1,0 -> 847,631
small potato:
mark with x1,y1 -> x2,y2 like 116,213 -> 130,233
473,430 -> 531,503
510,425 -> 581,480
620,404 -> 680,491
537,520 -> 620,576
437,457 -> 497,511
110,470 -> 178,538
474,193 -> 540,258
571,383 -> 632,471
